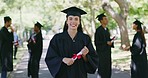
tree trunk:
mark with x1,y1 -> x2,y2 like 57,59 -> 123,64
82,0 -> 96,38
102,0 -> 130,48
117,19 -> 130,48
89,2 -> 96,38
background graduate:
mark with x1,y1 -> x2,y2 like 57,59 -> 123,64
125,19 -> 148,78
0,16 -> 14,78
45,6 -> 98,78
27,22 -> 43,78
94,13 -> 114,78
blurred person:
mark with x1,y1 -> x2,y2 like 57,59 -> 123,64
13,28 -> 19,60
94,13 -> 114,78
0,16 -> 14,78
124,19 -> 148,78
27,22 -> 43,78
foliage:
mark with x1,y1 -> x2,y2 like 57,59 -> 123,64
0,0 -> 147,33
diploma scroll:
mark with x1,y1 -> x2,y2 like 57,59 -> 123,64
72,51 -> 82,61
111,35 -> 117,42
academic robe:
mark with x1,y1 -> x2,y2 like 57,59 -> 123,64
130,32 -> 148,78
45,31 -> 98,78
27,31 -> 43,78
0,26 -> 14,72
94,26 -> 114,78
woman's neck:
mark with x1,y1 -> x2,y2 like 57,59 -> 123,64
67,29 -> 77,39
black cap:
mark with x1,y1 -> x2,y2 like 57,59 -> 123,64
35,22 -> 43,29
133,19 -> 143,30
133,19 -> 143,26
96,13 -> 106,21
61,6 -> 87,17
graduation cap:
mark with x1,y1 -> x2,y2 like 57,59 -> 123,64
133,19 -> 143,30
133,19 -> 143,26
96,13 -> 106,21
61,6 -> 87,17
35,22 -> 43,29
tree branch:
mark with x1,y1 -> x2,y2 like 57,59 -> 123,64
114,0 -> 129,19
102,1 -> 122,24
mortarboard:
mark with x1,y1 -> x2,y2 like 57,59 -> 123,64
133,19 -> 143,30
61,6 -> 87,17
133,19 -> 143,26
96,13 -> 106,21
35,22 -> 43,29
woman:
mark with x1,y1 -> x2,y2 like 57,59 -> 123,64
45,6 -> 98,78
125,19 -> 148,78
27,22 -> 43,78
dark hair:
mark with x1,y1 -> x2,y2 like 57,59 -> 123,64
134,22 -> 146,46
63,17 -> 83,32
4,16 -> 11,23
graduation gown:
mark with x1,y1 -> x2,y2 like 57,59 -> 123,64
45,31 -> 98,78
0,26 -> 13,72
130,32 -> 148,78
94,26 -> 113,78
27,31 -> 43,77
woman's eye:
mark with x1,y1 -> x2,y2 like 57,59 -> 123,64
75,18 -> 78,21
69,17 -> 73,20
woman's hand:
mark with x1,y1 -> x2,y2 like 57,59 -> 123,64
81,46 -> 89,56
81,46 -> 89,61
62,58 -> 74,66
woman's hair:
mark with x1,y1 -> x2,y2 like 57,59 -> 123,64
134,21 -> 146,46
63,17 -> 83,32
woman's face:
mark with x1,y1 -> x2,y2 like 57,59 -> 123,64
132,23 -> 137,30
34,25 -> 39,33
66,15 -> 80,31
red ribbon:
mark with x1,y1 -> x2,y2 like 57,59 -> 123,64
112,36 -> 116,40
72,54 -> 82,60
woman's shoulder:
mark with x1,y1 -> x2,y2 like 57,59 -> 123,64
52,32 -> 66,39
79,32 -> 91,40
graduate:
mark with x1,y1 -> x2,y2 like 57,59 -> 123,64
125,19 -> 148,78
27,22 -> 43,78
0,16 -> 14,78
94,13 -> 114,78
45,6 -> 98,78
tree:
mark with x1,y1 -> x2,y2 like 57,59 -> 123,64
101,0 -> 130,48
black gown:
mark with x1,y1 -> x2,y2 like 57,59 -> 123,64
27,31 -> 43,78
45,31 -> 98,78
130,32 -> 148,78
0,26 -> 13,72
94,26 -> 114,78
